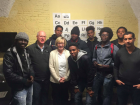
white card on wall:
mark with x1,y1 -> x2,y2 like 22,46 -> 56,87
79,26 -> 87,32
53,13 -> 61,20
62,13 -> 70,20
71,20 -> 80,26
95,26 -> 103,32
96,20 -> 104,26
80,32 -> 87,41
62,33 -> 71,41
53,20 -> 61,26
88,20 -> 96,26
63,26 -> 71,33
96,32 -> 101,41
80,20 -> 87,25
62,20 -> 70,26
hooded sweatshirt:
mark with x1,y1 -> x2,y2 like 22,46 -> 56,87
68,50 -> 94,89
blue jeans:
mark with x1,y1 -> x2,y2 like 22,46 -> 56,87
93,72 -> 114,105
75,79 -> 93,105
11,85 -> 33,105
117,84 -> 140,105
32,80 -> 50,105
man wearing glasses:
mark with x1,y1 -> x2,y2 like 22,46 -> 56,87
92,27 -> 119,105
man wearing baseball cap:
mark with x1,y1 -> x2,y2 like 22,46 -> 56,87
3,32 -> 34,105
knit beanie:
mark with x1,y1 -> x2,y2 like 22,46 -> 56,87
15,32 -> 29,41
99,27 -> 113,40
71,26 -> 80,36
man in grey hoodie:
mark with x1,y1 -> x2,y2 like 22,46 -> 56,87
68,42 -> 94,105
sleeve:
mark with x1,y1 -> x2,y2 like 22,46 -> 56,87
49,52 -> 60,82
113,51 -> 120,80
92,46 -> 97,62
3,52 -> 27,84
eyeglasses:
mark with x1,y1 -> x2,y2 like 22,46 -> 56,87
57,43 -> 64,45
101,34 -> 109,37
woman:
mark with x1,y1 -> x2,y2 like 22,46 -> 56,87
49,37 -> 70,105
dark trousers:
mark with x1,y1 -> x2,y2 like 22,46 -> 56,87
51,81 -> 69,105
93,72 -> 114,105
117,84 -> 140,105
32,80 -> 50,105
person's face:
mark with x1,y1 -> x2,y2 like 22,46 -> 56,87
69,46 -> 79,59
55,27 -> 63,37
37,32 -> 46,44
101,32 -> 110,42
57,40 -> 65,51
123,34 -> 135,48
16,39 -> 28,49
117,28 -> 126,39
71,34 -> 79,41
87,30 -> 94,39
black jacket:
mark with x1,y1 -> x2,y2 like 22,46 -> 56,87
3,47 -> 34,91
87,37 -> 99,59
68,37 -> 91,57
27,42 -> 52,81
111,39 -> 125,49
68,50 -> 94,88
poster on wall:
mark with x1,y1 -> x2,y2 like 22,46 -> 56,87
53,13 -> 104,41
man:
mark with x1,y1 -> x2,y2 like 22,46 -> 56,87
114,32 -> 140,105
27,31 -> 52,105
3,32 -> 34,105
45,25 -> 63,50
92,27 -> 119,105
111,26 -> 127,49
68,26 -> 91,57
68,42 -> 94,105
86,26 -> 99,59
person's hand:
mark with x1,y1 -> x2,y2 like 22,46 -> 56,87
61,77 -> 65,82
59,78 -> 64,83
116,80 -> 125,85
98,64 -> 110,69
133,84 -> 140,89
87,90 -> 94,97
93,61 -> 98,67
30,76 -> 34,83
74,88 -> 80,93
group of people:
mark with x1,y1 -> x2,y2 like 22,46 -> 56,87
3,25 -> 140,105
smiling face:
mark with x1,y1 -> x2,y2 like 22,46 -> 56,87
57,39 -> 65,51
123,34 -> 135,48
16,39 -> 28,49
69,46 -> 79,59
37,31 -> 46,44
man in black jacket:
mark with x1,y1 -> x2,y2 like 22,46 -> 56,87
86,26 -> 99,59
68,42 -> 94,105
3,32 -> 34,105
45,25 -> 63,50
68,26 -> 91,57
27,31 -> 52,105
114,32 -> 140,105
111,26 -> 127,49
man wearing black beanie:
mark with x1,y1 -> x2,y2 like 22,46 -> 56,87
68,26 -> 91,57
92,27 -> 119,105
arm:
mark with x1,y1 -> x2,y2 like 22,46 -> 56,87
3,52 -> 27,84
49,52 -> 60,82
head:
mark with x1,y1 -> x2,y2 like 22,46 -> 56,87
68,42 -> 79,59
99,27 -> 113,43
86,26 -> 95,40
116,27 -> 127,39
15,32 -> 29,49
55,37 -> 67,52
71,26 -> 80,41
37,31 -> 46,45
123,32 -> 135,48
55,25 -> 63,37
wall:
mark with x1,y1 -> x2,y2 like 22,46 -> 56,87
0,0 -> 138,46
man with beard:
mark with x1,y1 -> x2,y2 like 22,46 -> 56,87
3,32 -> 34,105
45,25 -> 63,50
92,27 -> 119,105
111,27 -> 127,49
114,32 -> 140,105
27,31 -> 52,105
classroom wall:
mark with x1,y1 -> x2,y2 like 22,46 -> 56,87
0,0 -> 139,46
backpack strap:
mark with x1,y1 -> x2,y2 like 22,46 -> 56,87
110,43 -> 114,59
95,45 -> 98,50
